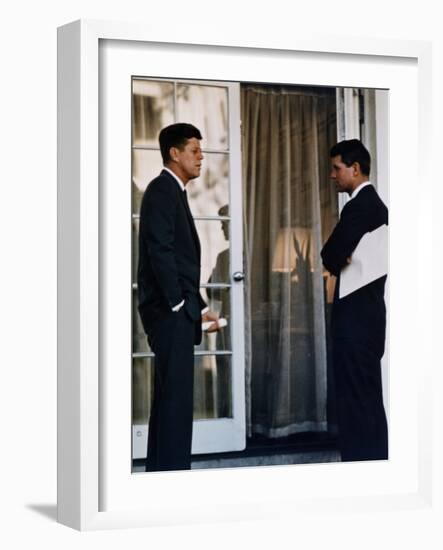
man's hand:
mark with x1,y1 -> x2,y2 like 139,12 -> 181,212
202,310 -> 220,332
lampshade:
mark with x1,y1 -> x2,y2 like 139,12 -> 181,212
271,228 -> 297,272
271,227 -> 312,273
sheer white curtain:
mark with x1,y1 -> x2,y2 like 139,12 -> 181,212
241,84 -> 338,437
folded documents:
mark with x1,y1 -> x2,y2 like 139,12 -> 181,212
339,224 -> 388,299
202,318 -> 227,331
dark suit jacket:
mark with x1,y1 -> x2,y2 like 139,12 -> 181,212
321,185 -> 388,354
137,169 -> 206,341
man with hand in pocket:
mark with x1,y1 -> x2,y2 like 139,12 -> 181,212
137,123 -> 220,472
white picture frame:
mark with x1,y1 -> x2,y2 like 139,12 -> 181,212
57,19 -> 433,531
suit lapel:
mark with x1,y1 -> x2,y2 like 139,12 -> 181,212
160,170 -> 201,259
180,189 -> 201,258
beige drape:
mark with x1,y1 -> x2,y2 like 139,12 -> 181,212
241,84 -> 338,437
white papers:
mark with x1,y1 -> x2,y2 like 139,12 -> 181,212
202,318 -> 228,331
339,224 -> 388,299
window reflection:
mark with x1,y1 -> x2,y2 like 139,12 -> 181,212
201,204 -> 231,352
193,355 -> 232,419
132,80 -> 174,146
132,150 -> 163,214
132,293 -> 153,354
195,217 -> 230,286
198,286 -> 231,353
132,357 -> 155,424
186,153 -> 229,217
177,84 -> 228,150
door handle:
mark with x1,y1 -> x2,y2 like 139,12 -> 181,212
232,271 -> 245,282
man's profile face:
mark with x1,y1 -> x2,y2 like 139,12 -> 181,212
171,137 -> 204,183
330,155 -> 356,194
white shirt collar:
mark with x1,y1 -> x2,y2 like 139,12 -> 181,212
163,166 -> 185,192
350,181 -> 372,199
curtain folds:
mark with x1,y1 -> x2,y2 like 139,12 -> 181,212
241,84 -> 338,438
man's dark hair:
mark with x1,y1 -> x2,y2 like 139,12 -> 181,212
159,123 -> 202,164
330,139 -> 371,176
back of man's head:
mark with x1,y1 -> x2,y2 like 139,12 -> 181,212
330,139 -> 371,176
159,123 -> 202,164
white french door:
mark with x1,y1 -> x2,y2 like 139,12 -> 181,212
131,78 -> 246,458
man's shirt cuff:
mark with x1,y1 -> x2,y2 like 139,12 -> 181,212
172,299 -> 185,312
201,306 -> 209,315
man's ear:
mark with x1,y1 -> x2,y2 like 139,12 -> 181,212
352,161 -> 362,176
169,146 -> 179,163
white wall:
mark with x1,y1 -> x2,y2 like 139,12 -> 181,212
1,1 -> 442,548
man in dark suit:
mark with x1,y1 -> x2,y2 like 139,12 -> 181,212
137,123 -> 220,472
321,139 -> 388,462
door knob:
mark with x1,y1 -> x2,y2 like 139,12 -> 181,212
232,271 -> 245,282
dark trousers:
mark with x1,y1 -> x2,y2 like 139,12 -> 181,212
145,309 -> 196,472
333,338 -> 388,461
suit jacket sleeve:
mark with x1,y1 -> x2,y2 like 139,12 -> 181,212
321,199 -> 371,277
199,294 -> 207,310
140,178 -> 183,308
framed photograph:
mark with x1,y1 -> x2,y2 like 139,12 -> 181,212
57,19 -> 433,530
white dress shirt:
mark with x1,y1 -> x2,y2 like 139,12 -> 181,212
350,180 -> 372,200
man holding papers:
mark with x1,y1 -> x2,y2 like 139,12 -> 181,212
321,139 -> 388,462
138,123 -> 220,471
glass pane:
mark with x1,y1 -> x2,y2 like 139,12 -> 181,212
132,80 -> 174,147
186,152 -> 229,217
132,357 -> 155,424
193,355 -> 232,420
132,149 -> 164,214
177,84 -> 228,150
195,219 -> 230,285
132,291 -> 153,354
